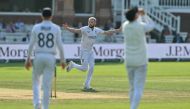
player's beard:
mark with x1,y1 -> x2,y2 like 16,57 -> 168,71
89,24 -> 95,29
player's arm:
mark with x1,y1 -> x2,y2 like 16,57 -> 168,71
102,28 -> 121,36
56,27 -> 66,69
25,29 -> 36,70
63,23 -> 81,34
142,15 -> 155,32
138,9 -> 155,32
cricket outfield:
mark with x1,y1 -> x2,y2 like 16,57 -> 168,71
0,62 -> 190,109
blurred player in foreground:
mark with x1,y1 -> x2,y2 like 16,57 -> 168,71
63,17 -> 119,92
25,7 -> 66,109
122,7 -> 154,109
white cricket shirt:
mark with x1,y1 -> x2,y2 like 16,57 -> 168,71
122,15 -> 154,66
27,20 -> 65,62
80,26 -> 104,51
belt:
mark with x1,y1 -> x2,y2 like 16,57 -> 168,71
35,51 -> 55,55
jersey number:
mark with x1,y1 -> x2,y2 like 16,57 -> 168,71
38,33 -> 54,48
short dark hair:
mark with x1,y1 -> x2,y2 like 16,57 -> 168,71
125,7 -> 138,22
42,7 -> 52,18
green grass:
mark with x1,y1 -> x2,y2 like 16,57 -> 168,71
0,62 -> 190,109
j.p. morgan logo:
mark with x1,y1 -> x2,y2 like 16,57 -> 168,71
0,46 -> 28,58
74,46 -> 124,58
166,45 -> 190,57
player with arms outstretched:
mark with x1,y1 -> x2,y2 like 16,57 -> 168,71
63,17 -> 119,92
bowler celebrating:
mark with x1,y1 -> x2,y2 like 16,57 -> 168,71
63,17 -> 119,92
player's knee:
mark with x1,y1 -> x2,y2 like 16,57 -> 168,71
89,66 -> 94,71
81,65 -> 88,71
82,67 -> 88,72
81,68 -> 87,72
134,90 -> 143,97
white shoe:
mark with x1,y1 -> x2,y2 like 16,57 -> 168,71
66,61 -> 73,72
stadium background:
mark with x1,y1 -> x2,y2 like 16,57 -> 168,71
1,0 -> 190,60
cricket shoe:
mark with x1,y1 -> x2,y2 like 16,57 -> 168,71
82,87 -> 97,92
66,61 -> 73,72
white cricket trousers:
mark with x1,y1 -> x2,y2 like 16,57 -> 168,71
126,64 -> 147,109
32,53 -> 55,109
72,50 -> 94,88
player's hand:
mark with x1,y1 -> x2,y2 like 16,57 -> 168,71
108,31 -> 114,36
138,8 -> 145,15
62,23 -> 68,29
104,30 -> 114,36
25,58 -> 32,70
61,63 -> 66,69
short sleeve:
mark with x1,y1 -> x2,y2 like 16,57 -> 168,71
80,26 -> 86,34
96,27 -> 104,35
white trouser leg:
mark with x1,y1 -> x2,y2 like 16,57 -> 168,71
42,55 -> 55,109
84,52 -> 94,88
126,67 -> 135,104
33,56 -> 44,109
127,65 -> 147,109
72,61 -> 88,71
72,50 -> 89,71
32,74 -> 42,109
32,53 -> 55,109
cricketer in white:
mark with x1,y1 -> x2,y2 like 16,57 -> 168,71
122,7 -> 154,109
25,7 -> 66,109
63,17 -> 120,92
